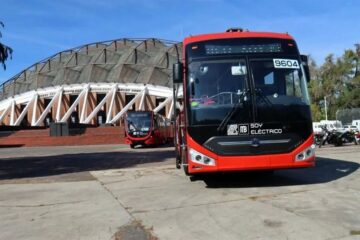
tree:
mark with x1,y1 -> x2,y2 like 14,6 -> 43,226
334,45 -> 360,111
307,56 -> 323,121
0,21 -> 13,70
308,44 -> 360,121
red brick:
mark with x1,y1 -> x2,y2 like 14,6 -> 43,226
0,126 -> 125,147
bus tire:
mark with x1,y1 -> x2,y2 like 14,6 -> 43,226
183,165 -> 190,176
130,144 -> 135,149
176,154 -> 181,169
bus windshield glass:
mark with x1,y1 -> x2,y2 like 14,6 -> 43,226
186,46 -> 310,126
126,112 -> 152,133
250,59 -> 310,106
187,59 -> 250,126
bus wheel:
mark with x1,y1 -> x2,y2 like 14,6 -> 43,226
176,154 -> 181,169
130,144 -> 135,149
183,165 -> 190,176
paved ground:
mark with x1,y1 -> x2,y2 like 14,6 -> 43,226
0,144 -> 359,239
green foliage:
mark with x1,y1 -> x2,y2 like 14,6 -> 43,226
308,44 -> 360,121
310,103 -> 322,121
0,21 -> 13,70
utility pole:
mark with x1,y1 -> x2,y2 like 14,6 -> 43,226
324,96 -> 328,121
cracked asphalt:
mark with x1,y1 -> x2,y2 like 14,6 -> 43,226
0,144 -> 359,240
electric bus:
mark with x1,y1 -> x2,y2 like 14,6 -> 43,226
173,28 -> 315,175
124,111 -> 172,148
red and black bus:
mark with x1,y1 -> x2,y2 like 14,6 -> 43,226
124,111 -> 172,148
173,28 -> 315,175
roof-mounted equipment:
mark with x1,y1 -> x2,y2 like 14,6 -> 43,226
226,28 -> 244,32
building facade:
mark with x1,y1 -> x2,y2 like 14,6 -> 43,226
0,38 -> 182,127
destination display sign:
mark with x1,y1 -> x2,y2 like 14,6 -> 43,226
205,43 -> 282,55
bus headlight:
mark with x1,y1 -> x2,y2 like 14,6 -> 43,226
295,144 -> 315,161
189,148 -> 216,166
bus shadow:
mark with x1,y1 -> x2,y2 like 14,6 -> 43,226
138,141 -> 174,149
0,144 -> 25,148
0,149 -> 175,180
199,157 -> 359,188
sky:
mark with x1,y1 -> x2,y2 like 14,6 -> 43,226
1,0 -> 360,84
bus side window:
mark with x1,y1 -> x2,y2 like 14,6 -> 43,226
285,70 -> 302,97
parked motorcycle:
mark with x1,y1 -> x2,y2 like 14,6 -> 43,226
355,131 -> 360,144
318,126 -> 357,147
314,132 -> 325,146
336,130 -> 358,146
318,126 -> 331,148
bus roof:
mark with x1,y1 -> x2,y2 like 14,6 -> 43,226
184,31 -> 294,45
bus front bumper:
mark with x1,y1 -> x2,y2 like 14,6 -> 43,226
125,136 -> 156,146
187,135 -> 315,174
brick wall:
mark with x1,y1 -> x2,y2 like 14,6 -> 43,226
0,126 -> 125,147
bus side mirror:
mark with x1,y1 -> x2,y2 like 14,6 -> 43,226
173,62 -> 183,84
301,55 -> 311,82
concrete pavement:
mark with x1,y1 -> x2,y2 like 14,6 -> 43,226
0,144 -> 359,239
0,181 -> 132,240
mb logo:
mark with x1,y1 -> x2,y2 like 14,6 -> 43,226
227,124 -> 249,135
238,124 -> 249,134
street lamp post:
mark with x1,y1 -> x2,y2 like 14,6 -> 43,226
324,96 -> 328,121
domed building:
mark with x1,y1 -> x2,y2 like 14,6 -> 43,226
0,38 -> 182,128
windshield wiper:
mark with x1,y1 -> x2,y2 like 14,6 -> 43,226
254,88 -> 273,106
128,121 -> 140,132
217,90 -> 248,132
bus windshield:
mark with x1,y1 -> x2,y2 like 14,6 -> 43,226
126,112 -> 152,134
187,57 -> 310,126
250,59 -> 310,105
188,59 -> 249,107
